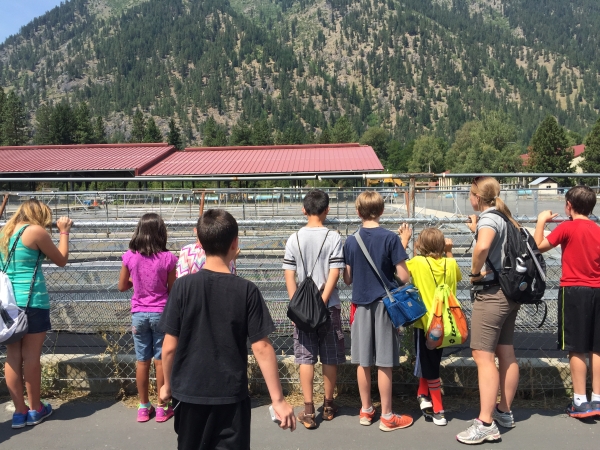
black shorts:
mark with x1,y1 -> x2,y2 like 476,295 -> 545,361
26,307 -> 51,334
558,286 -> 600,353
413,328 -> 443,380
173,396 -> 251,450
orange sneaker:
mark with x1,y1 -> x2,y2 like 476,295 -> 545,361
359,407 -> 376,426
379,413 -> 413,431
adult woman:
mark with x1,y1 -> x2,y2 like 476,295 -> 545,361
0,199 -> 72,429
456,177 -> 520,445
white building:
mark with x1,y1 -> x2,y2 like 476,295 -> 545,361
529,177 -> 559,195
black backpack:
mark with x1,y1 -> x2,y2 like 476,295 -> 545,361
286,231 -> 331,333
482,210 -> 548,326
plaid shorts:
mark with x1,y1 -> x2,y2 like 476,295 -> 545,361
293,307 -> 346,365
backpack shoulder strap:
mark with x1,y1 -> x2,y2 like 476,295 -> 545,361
309,230 -> 330,278
295,232 -> 308,278
1,225 -> 29,273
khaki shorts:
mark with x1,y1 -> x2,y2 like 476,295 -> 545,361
470,286 -> 520,352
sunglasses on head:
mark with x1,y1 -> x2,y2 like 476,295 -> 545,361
472,176 -> 484,186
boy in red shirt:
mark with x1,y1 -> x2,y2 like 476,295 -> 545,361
535,185 -> 600,418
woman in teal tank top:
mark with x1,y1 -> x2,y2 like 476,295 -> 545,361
0,199 -> 72,429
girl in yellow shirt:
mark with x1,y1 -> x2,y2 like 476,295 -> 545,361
399,225 -> 462,426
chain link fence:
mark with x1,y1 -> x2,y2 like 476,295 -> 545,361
0,184 -> 594,393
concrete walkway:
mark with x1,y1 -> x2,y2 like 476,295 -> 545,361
0,400 -> 598,449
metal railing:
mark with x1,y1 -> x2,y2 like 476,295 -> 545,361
0,180 -> 595,392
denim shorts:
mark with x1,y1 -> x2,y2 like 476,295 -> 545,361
26,307 -> 51,334
131,312 -> 164,361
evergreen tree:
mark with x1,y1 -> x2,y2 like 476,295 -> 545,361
94,116 -> 107,144
50,102 -> 77,145
251,119 -> 273,145
2,91 -> 29,146
131,109 -> 146,143
331,116 -> 357,143
529,115 -> 573,174
34,104 -> 54,145
230,120 -> 252,146
318,127 -> 332,144
167,118 -> 183,149
581,117 -> 600,173
202,116 -> 228,147
74,102 -> 94,144
144,117 -> 163,142
0,89 -> 5,142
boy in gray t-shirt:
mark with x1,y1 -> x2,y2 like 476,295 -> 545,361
282,189 -> 345,429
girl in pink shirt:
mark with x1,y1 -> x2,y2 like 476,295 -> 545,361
118,213 -> 177,424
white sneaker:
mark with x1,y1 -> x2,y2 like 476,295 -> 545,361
432,411 -> 447,426
456,419 -> 501,445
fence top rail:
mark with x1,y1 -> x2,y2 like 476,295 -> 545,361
2,173 -> 600,183
1,216 -> 595,228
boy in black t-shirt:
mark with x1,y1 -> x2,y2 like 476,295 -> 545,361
160,210 -> 295,449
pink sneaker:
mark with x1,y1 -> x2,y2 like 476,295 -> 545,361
155,404 -> 174,423
137,404 -> 155,423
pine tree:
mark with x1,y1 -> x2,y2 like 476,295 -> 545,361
34,104 -> 54,145
529,115 -> 573,174
74,102 -> 94,144
580,117 -> 600,173
2,91 -> 29,146
250,118 -> 273,145
144,117 -> 163,143
0,88 -> 5,142
230,120 -> 252,146
318,127 -> 332,144
94,116 -> 107,144
202,116 -> 228,147
331,116 -> 357,143
167,118 -> 183,149
50,102 -> 77,145
131,109 -> 146,143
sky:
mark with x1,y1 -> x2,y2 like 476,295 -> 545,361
0,0 -> 65,43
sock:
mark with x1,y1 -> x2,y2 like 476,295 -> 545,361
381,412 -> 393,419
592,392 -> 600,402
478,419 -> 493,427
417,378 -> 429,397
427,378 -> 444,413
361,406 -> 374,413
496,405 -> 507,414
573,393 -> 588,407
139,402 -> 152,409
36,403 -> 44,413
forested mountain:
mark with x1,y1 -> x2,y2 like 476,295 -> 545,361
1,0 -> 600,170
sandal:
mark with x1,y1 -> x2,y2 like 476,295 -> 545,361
322,398 -> 339,421
297,402 -> 317,429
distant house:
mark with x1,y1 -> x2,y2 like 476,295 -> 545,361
570,144 -> 586,173
529,176 -> 559,195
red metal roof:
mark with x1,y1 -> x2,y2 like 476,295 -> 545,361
140,144 -> 383,176
0,144 -> 175,176
572,144 -> 585,157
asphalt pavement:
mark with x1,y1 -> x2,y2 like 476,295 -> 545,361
1,399 -> 598,449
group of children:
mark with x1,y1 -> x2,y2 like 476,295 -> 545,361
118,185 -> 600,449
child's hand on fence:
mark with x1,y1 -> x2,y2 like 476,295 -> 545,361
444,238 -> 453,253
57,216 -> 73,233
272,399 -> 296,431
467,215 -> 478,233
398,223 -> 411,249
537,210 -> 558,224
